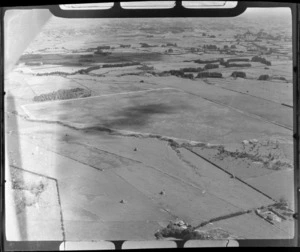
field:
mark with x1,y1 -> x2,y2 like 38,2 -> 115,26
5,9 -> 295,242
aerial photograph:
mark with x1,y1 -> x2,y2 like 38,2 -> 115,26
5,5 -> 295,243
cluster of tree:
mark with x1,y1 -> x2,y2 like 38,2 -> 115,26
80,54 -> 94,58
196,72 -> 222,78
97,45 -> 110,50
257,74 -> 287,82
258,74 -> 270,80
137,65 -> 154,71
204,63 -> 219,70
257,30 -> 281,40
165,42 -> 177,47
247,48 -> 257,52
165,48 -> 174,53
75,65 -> 100,74
251,56 -> 272,66
154,222 -> 194,240
226,51 -> 237,55
203,44 -> 218,50
167,70 -> 194,79
33,88 -> 91,102
86,48 -> 95,52
190,47 -> 202,53
36,71 -> 70,76
157,70 -> 194,79
194,59 -> 220,64
38,65 -> 102,76
272,76 -> 287,81
102,62 -> 140,68
231,71 -> 246,78
219,58 -> 251,67
94,50 -> 111,56
120,44 -> 131,48
234,31 -> 256,41
265,48 -> 278,55
179,67 -> 203,72
140,43 -> 157,48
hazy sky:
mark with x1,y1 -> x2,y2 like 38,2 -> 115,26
243,7 -> 291,17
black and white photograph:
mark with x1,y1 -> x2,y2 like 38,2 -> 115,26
2,1 -> 299,249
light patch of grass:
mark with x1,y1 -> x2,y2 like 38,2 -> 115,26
10,166 -> 48,214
